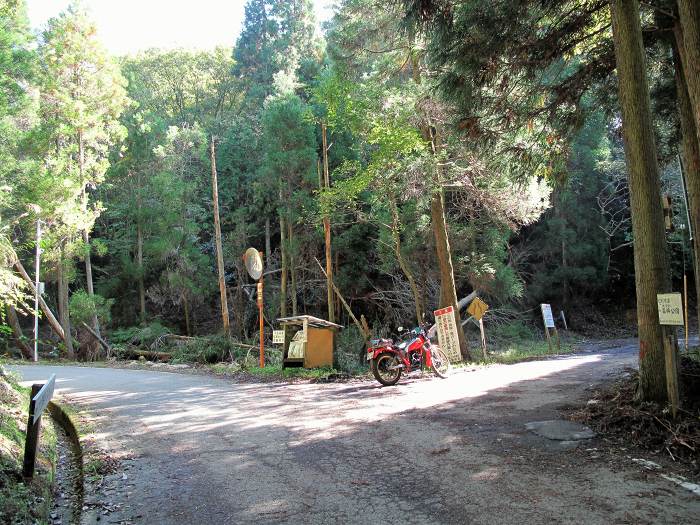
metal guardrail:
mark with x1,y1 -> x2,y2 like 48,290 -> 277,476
22,374 -> 56,478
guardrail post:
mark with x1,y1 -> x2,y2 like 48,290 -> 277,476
22,383 -> 42,478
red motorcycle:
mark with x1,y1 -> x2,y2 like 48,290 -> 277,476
367,325 -> 450,386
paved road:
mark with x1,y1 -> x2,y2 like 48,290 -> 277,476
13,341 -> 700,524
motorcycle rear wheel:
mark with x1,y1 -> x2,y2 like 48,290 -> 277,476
431,345 -> 450,378
371,352 -> 402,386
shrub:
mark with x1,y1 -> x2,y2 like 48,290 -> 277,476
69,290 -> 114,327
170,335 -> 252,364
110,322 -> 171,347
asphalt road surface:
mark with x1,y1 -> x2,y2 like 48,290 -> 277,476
13,340 -> 700,524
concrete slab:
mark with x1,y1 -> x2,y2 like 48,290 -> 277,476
525,420 -> 596,441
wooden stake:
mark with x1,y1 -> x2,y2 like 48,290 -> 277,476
210,137 -> 230,336
664,333 -> 680,418
479,318 -> 487,360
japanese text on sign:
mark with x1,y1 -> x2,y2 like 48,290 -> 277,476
272,330 -> 285,344
541,304 -> 555,328
434,306 -> 462,363
657,293 -> 683,326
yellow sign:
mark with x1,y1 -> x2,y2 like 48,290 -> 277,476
657,293 -> 683,326
467,297 -> 489,320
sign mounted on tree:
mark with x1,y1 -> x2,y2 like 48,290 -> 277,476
657,293 -> 683,325
434,306 -> 461,363
467,297 -> 489,320
244,247 -> 264,281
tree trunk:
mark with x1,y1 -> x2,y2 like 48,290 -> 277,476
611,0 -> 676,402
674,38 -> 700,330
135,170 -> 146,324
288,220 -> 298,316
265,217 -> 271,262
321,122 -> 335,323
13,259 -> 65,342
677,0 -> 700,142
390,198 -> 424,325
6,305 -> 32,359
183,293 -> 191,337
136,221 -> 146,323
79,130 -> 100,336
279,192 -> 288,318
56,249 -> 74,359
210,137 -> 230,335
430,189 -> 470,360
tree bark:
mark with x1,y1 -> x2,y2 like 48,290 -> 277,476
6,305 -> 32,359
288,220 -> 298,316
136,221 -> 146,323
611,0 -> 676,402
430,188 -> 471,360
390,197 -> 424,325
321,122 -> 335,323
135,170 -> 146,324
13,259 -> 65,342
56,248 -> 74,359
677,0 -> 700,142
78,130 -> 100,337
210,137 -> 230,335
265,217 -> 271,262
674,38 -> 700,330
279,189 -> 288,318
183,293 -> 191,336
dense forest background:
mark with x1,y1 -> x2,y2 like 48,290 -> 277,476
1,0 -> 697,363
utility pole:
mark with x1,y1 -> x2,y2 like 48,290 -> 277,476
34,220 -> 43,362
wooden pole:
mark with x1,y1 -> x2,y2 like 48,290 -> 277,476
258,278 -> 264,368
553,326 -> 561,351
665,333 -> 680,418
321,122 -> 335,323
210,137 -> 230,336
479,318 -> 487,360
684,273 -> 689,351
22,384 -> 42,479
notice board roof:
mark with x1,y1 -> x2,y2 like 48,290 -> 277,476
277,315 -> 343,330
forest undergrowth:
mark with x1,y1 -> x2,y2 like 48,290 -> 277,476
571,353 -> 700,475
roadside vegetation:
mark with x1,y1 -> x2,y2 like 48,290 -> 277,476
0,367 -> 56,525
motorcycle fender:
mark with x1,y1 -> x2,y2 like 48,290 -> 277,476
424,345 -> 433,368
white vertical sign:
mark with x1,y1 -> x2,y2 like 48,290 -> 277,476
434,306 -> 462,363
541,304 -> 555,328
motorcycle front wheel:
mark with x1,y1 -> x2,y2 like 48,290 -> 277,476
431,345 -> 450,378
371,352 -> 402,386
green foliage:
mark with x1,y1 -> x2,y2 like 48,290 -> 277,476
110,322 -> 171,347
170,336 -> 252,364
69,290 -> 114,327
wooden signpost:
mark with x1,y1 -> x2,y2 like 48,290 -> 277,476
540,304 -> 560,352
23,374 -> 55,478
657,293 -> 682,418
244,248 -> 265,368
